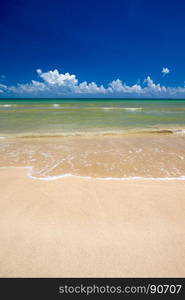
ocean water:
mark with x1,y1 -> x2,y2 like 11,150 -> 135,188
0,98 -> 185,136
0,98 -> 185,179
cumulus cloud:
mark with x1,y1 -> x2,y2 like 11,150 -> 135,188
162,67 -> 170,76
0,68 -> 185,98
36,69 -> 78,87
0,83 -> 8,94
109,79 -> 143,94
143,76 -> 166,95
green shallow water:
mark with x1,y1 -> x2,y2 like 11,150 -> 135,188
0,98 -> 185,136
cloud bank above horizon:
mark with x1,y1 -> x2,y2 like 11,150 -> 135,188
162,67 -> 170,76
0,68 -> 185,98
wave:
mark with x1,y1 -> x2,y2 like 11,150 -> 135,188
102,107 -> 143,111
122,107 -> 143,111
1,166 -> 185,181
0,104 -> 16,108
5,131 -> 130,138
49,106 -> 144,111
173,129 -> 185,135
5,166 -> 185,181
30,174 -> 185,181
2,127 -> 184,139
30,172 -> 185,181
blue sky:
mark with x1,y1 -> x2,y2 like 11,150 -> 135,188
0,0 -> 185,98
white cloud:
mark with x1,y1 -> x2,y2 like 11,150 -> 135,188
0,68 -> 185,98
162,67 -> 170,76
144,76 -> 166,95
108,79 -> 143,94
0,83 -> 7,89
0,83 -> 8,94
36,69 -> 78,87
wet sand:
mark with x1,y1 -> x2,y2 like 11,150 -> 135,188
0,167 -> 185,277
1,134 -> 185,179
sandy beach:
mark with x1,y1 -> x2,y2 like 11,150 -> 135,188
0,167 -> 185,277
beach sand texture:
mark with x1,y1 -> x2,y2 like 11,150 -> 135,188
0,167 -> 185,277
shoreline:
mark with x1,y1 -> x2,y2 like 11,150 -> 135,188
0,167 -> 185,277
1,133 -> 185,179
1,125 -> 185,139
1,166 -> 185,181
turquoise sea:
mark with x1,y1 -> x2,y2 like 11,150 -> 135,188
0,98 -> 185,137
0,98 -> 185,179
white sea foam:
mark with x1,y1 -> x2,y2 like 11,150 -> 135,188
123,107 -> 143,111
29,173 -> 185,181
1,166 -> 185,181
0,104 -> 15,108
7,126 -> 185,139
174,129 -> 185,135
29,172 -> 73,181
52,104 -> 60,107
102,107 -> 143,111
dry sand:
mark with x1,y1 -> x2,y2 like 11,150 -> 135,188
0,167 -> 185,277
